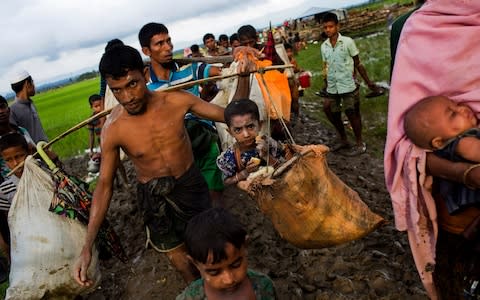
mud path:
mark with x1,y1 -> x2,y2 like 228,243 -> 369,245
65,100 -> 427,300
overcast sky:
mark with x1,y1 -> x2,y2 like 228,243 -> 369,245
0,0 -> 366,96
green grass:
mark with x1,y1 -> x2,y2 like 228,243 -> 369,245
350,0 -> 414,11
296,30 -> 391,157
33,78 -> 100,158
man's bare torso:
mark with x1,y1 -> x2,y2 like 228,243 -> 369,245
104,91 -> 194,183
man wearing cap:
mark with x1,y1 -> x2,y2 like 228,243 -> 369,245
9,70 -> 48,143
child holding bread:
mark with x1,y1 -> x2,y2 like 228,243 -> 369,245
216,99 -> 286,185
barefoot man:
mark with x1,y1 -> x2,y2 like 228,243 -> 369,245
73,45 -> 225,285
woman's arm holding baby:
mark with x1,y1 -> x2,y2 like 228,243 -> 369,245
455,136 -> 480,164
426,151 -> 480,188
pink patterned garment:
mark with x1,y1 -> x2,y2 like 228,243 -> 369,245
384,1 -> 480,298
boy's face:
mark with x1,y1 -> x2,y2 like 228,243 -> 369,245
193,243 -> 248,294
2,146 -> 28,178
91,100 -> 104,113
204,37 -> 217,51
227,114 -> 261,148
219,39 -> 229,48
286,48 -> 294,59
322,21 -> 339,38
427,96 -> 478,148
230,39 -> 240,49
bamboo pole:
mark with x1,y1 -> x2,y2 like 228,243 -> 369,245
7,64 -> 293,176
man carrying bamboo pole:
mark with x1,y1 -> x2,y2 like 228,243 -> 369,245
73,45 -> 225,285
138,22 -> 225,207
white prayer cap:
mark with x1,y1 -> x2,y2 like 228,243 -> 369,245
10,70 -> 31,85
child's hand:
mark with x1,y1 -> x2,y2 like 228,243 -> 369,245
255,136 -> 269,159
245,159 -> 260,174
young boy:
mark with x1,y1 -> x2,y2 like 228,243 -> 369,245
320,12 -> 381,155
0,132 -> 30,212
284,43 -> 303,120
86,94 -> 128,186
0,133 -> 31,264
216,99 -> 286,186
404,95 -> 480,214
87,94 -> 105,159
177,207 -> 277,299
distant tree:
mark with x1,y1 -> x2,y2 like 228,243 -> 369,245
76,70 -> 99,82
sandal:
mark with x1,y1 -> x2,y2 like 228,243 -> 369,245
330,141 -> 351,152
344,142 -> 367,156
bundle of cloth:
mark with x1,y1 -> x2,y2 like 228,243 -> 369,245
238,144 -> 384,249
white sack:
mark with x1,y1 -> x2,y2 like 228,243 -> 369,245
6,157 -> 100,300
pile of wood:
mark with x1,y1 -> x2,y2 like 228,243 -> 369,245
291,3 -> 416,42
341,4 -> 414,33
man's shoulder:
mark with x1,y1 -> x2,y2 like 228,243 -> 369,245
9,100 -> 22,110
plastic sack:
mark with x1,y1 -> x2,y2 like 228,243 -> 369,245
238,144 -> 385,249
6,157 -> 100,299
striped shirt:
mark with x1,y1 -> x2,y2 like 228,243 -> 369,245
0,175 -> 19,211
146,62 -> 215,128
147,62 -> 211,96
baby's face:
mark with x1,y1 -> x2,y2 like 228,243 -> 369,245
429,96 -> 477,143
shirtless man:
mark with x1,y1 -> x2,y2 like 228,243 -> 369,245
73,45 -> 225,286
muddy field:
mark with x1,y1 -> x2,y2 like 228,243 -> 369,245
64,100 -> 428,300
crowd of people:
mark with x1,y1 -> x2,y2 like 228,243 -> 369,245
0,16 -> 310,298
0,3 -> 478,298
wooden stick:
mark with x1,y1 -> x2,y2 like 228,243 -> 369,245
160,64 -> 293,92
174,56 -> 234,65
7,64 -> 293,176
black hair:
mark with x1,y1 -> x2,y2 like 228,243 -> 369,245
88,94 -> 102,106
203,33 -> 215,44
224,99 -> 260,127
284,42 -> 293,51
0,132 -> 28,153
11,76 -> 32,94
322,12 -> 339,24
219,34 -> 228,42
190,44 -> 200,53
229,33 -> 239,45
185,207 -> 247,264
105,38 -> 124,52
138,22 -> 169,48
237,25 -> 257,41
0,96 -> 8,108
99,45 -> 144,79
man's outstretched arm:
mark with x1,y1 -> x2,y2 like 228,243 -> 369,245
73,128 -> 119,286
